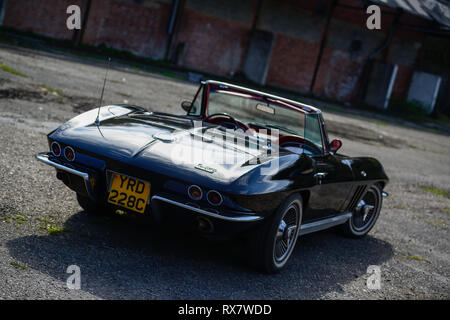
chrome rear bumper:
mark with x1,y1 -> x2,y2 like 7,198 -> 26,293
151,195 -> 263,222
36,152 -> 262,222
35,152 -> 97,200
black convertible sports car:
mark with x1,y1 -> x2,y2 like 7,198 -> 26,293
36,80 -> 388,273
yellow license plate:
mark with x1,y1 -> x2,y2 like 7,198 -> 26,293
107,174 -> 150,213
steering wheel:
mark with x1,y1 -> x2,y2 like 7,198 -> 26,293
204,113 -> 250,131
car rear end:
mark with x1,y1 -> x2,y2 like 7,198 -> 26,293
36,136 -> 264,238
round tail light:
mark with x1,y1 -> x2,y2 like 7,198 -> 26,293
51,142 -> 61,156
188,185 -> 203,200
64,146 -> 75,161
207,190 -> 223,206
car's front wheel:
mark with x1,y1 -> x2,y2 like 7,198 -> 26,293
249,194 -> 302,273
339,184 -> 382,238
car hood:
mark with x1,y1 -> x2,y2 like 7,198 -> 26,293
49,106 -> 298,187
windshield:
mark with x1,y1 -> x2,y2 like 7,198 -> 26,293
188,83 -> 325,152
208,86 -> 305,137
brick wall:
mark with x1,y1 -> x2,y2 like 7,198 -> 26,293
3,0 -> 83,40
311,14 -> 386,101
171,0 -> 255,75
83,0 -> 172,59
265,34 -> 319,92
391,64 -> 414,98
1,0 -> 445,107
172,8 -> 250,75
260,0 -> 324,92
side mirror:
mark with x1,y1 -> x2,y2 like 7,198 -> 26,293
329,139 -> 342,153
181,101 -> 192,112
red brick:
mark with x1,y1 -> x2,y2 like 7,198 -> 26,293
313,47 -> 363,102
83,0 -> 171,59
391,64 -> 414,99
3,0 -> 82,40
172,8 -> 250,75
266,34 -> 319,92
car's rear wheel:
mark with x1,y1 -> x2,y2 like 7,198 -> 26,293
339,184 -> 382,238
249,194 -> 302,273
76,194 -> 111,216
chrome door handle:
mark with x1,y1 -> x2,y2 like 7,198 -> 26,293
314,172 -> 327,185
314,172 -> 327,178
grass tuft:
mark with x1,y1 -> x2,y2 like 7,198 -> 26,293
36,217 -> 53,224
114,209 -> 127,216
10,261 -> 28,270
40,84 -> 63,95
13,215 -> 28,224
372,121 -> 388,127
46,225 -> 69,235
426,219 -> 450,229
0,63 -> 28,77
407,255 -> 431,263
420,186 -> 450,199
38,218 -> 69,235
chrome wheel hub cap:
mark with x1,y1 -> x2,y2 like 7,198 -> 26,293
274,204 -> 300,264
352,189 -> 378,231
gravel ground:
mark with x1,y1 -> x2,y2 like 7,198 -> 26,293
0,44 -> 448,300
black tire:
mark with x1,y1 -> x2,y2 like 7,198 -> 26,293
76,194 -> 111,216
248,194 -> 303,274
339,184 -> 382,238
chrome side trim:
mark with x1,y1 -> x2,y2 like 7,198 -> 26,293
151,195 -> 262,222
299,212 -> 352,236
35,152 -> 96,200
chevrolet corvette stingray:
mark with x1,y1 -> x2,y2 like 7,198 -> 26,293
35,80 -> 388,273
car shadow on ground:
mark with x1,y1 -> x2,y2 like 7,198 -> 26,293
6,210 -> 393,299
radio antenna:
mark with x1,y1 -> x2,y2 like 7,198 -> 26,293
95,57 -> 111,126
